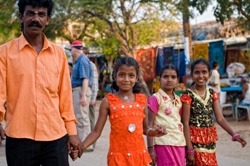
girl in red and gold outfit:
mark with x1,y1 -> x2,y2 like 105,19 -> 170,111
180,58 -> 247,166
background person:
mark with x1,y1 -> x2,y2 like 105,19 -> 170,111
83,47 -> 99,148
0,0 -> 81,165
70,40 -> 93,152
233,77 -> 250,121
208,61 -> 221,96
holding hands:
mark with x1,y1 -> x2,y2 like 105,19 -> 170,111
67,135 -> 83,161
147,125 -> 167,137
69,142 -> 87,161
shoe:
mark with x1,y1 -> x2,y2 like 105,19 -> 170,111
84,148 -> 94,153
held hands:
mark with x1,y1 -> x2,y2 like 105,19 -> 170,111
147,125 -> 167,137
69,142 -> 87,161
67,135 -> 83,161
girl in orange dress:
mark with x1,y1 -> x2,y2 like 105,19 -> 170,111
71,57 -> 166,166
180,58 -> 247,166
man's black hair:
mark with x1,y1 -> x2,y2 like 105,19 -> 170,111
212,61 -> 219,69
18,0 -> 54,17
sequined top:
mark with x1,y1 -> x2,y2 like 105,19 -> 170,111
106,93 -> 151,166
148,89 -> 186,146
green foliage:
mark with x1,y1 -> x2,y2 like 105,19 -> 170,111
214,0 -> 250,25
0,0 -> 179,58
0,1 -> 20,44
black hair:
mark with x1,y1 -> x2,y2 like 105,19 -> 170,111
18,0 -> 54,16
18,0 -> 54,31
159,64 -> 179,78
111,56 -> 141,93
191,58 -> 211,75
212,61 -> 219,68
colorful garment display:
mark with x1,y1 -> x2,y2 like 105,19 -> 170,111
209,40 -> 225,74
225,49 -> 240,68
239,49 -> 250,73
136,48 -> 156,81
180,88 -> 219,166
193,43 -> 209,60
156,47 -> 174,76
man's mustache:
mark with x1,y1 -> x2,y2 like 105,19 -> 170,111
28,22 -> 42,28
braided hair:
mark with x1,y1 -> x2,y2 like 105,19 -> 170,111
111,56 -> 141,93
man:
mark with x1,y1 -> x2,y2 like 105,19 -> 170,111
70,40 -> 93,151
83,47 -> 99,148
208,61 -> 221,95
0,0 -> 81,165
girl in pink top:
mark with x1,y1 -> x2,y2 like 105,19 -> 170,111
147,64 -> 186,166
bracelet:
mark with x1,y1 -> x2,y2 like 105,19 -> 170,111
232,134 -> 240,141
147,127 -> 154,137
186,149 -> 195,155
147,146 -> 153,149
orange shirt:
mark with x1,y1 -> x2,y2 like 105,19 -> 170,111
0,34 -> 77,141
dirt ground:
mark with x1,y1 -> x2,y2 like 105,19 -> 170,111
70,100 -> 250,166
215,117 -> 250,166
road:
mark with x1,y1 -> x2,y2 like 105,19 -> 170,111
0,100 -> 249,166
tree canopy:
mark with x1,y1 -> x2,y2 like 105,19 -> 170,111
1,0 -> 250,57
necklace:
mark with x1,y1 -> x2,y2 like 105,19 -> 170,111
123,96 -> 129,101
193,86 -> 206,98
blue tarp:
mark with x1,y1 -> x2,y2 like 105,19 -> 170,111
156,47 -> 174,76
156,47 -> 186,82
174,50 -> 186,82
209,40 -> 225,74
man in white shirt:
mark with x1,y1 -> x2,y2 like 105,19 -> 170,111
208,61 -> 221,95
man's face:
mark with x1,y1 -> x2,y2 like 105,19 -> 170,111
19,5 -> 50,36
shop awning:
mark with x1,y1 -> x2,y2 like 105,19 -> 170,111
224,37 -> 247,46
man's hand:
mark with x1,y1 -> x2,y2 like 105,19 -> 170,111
80,96 -> 87,106
90,100 -> 95,105
67,135 -> 83,159
0,124 -> 6,146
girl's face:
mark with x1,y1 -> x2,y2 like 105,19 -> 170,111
191,62 -> 211,87
114,65 -> 138,92
160,69 -> 178,92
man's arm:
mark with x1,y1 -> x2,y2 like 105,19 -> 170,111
58,50 -> 81,157
80,78 -> 89,106
0,47 -> 8,146
58,50 -> 77,135
0,47 -> 7,122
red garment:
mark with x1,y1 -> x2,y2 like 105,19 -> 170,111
106,93 -> 151,166
180,89 -> 219,166
136,48 -> 156,82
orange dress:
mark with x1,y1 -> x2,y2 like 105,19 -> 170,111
106,93 -> 151,166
